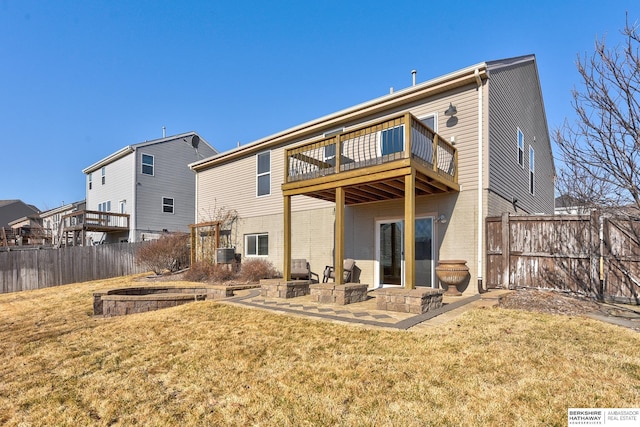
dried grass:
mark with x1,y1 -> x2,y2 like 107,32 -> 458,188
0,275 -> 639,426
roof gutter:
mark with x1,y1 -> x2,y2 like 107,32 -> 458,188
190,64 -> 488,172
82,146 -> 134,174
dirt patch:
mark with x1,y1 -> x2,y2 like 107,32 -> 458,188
499,289 -> 602,316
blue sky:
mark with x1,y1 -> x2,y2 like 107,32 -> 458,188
1,0 -> 639,210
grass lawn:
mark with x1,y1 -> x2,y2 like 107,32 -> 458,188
1,275 -> 639,426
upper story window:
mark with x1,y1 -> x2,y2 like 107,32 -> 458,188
517,129 -> 525,168
162,197 -> 174,214
257,151 -> 271,197
88,173 -> 93,190
101,166 -> 106,185
98,201 -> 111,212
380,125 -> 405,156
529,146 -> 535,195
324,143 -> 336,165
142,154 -> 154,176
420,114 -> 437,132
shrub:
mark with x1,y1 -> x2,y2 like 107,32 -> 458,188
183,261 -> 216,282
184,261 -> 238,283
209,263 -> 237,282
136,233 -> 190,275
238,258 -> 279,282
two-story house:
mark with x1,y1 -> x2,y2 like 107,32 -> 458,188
74,132 -> 217,245
190,55 -> 555,295
0,200 -> 41,247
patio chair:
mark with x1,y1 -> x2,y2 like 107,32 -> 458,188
290,259 -> 318,281
322,258 -> 356,283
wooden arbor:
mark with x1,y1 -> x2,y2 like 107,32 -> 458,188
281,112 -> 459,288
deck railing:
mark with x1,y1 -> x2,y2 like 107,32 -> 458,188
286,113 -> 457,184
62,210 -> 130,230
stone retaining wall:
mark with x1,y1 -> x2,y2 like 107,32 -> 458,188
309,283 -> 369,305
93,284 -> 259,317
375,288 -> 444,314
260,279 -> 310,299
101,293 -> 206,317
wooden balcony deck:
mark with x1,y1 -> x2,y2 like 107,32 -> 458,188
62,210 -> 130,233
282,112 -> 459,204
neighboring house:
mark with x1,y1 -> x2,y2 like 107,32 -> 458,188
75,132 -> 217,245
39,200 -> 86,246
554,195 -> 591,215
0,200 -> 40,230
9,214 -> 47,246
190,55 -> 555,295
0,200 -> 40,246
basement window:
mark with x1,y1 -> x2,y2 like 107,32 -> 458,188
245,233 -> 268,256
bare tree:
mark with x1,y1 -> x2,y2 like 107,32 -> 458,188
555,14 -> 640,217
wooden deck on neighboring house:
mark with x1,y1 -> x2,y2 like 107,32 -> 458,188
58,210 -> 129,246
281,112 -> 459,287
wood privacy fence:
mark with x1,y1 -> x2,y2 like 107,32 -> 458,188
486,212 -> 640,304
0,242 -> 148,294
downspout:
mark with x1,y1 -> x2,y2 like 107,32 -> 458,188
131,152 -> 137,242
475,68 -> 484,292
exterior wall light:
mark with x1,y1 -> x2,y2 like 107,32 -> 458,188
444,103 -> 457,116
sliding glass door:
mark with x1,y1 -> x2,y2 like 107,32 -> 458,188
376,217 -> 434,287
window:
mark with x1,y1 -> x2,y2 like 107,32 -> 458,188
142,154 -> 154,175
119,200 -> 126,214
517,129 -> 524,167
101,166 -> 106,185
245,233 -> 268,256
88,173 -> 92,190
420,114 -> 437,132
380,125 -> 405,156
324,143 -> 336,165
162,197 -> 174,214
529,146 -> 535,195
98,201 -> 111,212
257,151 -> 270,197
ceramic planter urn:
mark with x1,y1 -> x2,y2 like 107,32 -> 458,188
435,260 -> 469,296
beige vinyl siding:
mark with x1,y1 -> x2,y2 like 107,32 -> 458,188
196,145 -> 333,222
487,60 -> 554,214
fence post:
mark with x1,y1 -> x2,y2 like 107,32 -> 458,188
501,212 -> 511,289
590,211 -> 602,300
